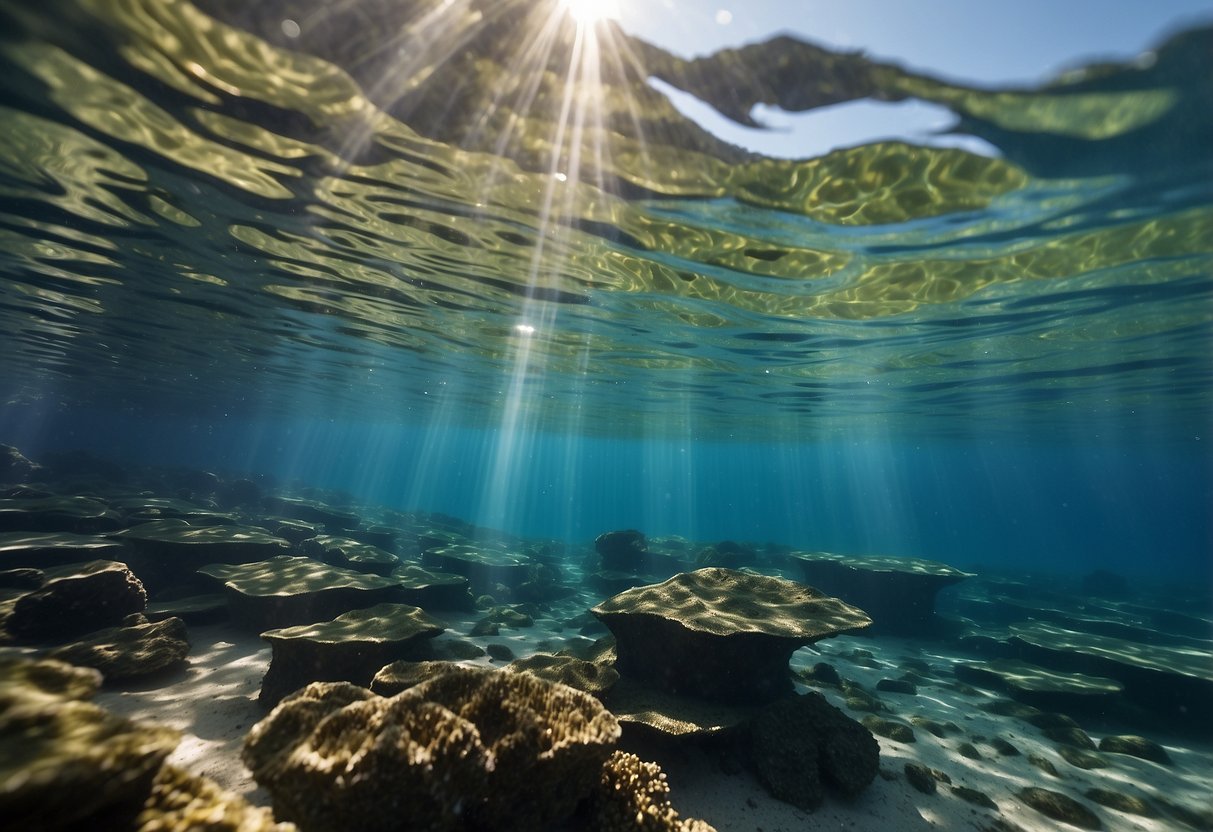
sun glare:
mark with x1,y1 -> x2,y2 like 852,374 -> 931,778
560,0 -> 621,25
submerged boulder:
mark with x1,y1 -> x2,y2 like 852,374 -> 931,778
300,534 -> 400,576
6,559 -> 146,641
198,556 -> 403,630
49,614 -> 191,682
258,603 -> 444,707
592,567 -> 871,704
421,543 -> 531,593
748,692 -> 880,811
595,529 -> 647,572
243,667 -> 620,832
789,551 -> 973,636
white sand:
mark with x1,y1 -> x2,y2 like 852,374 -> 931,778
94,619 -> 1213,831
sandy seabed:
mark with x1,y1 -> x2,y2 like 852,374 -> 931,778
95,615 -> 1213,832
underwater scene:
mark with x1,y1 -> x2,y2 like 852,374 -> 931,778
1,0 -> 1211,829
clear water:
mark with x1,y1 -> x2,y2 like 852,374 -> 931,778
3,2 -> 1213,829
0,0 -> 1209,579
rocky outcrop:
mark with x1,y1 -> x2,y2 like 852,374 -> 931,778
6,559 -> 146,641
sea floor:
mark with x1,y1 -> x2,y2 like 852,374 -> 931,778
89,609 -> 1213,832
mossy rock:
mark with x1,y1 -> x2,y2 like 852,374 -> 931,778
259,603 -> 443,706
990,737 -> 1020,756
951,786 -> 997,810
1084,788 -> 1156,817
0,656 -> 180,828
137,764 -> 296,831
369,660 -> 463,696
957,741 -> 982,759
198,556 -> 403,630
875,678 -> 916,695
391,564 -> 474,610
1017,787 -> 1102,829
6,559 -> 146,641
860,715 -> 915,743
904,762 -> 937,795
1097,734 -> 1171,765
1057,745 -> 1108,769
909,716 -> 951,737
592,567 -> 870,705
1042,725 -> 1096,749
49,615 -> 191,682
1028,753 -> 1061,777
485,643 -> 515,662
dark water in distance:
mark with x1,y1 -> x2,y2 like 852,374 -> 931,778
0,0 -> 1210,580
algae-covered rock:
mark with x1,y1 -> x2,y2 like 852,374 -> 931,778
6,558 -> 146,641
0,655 -> 179,829
951,786 -> 998,810
861,714 -> 916,743
591,751 -> 717,832
1084,788 -> 1156,817
1057,745 -> 1108,769
1017,787 -> 1102,829
1097,734 -> 1172,765
789,551 -> 972,636
243,667 -> 620,832
49,615 -> 191,682
421,543 -> 531,592
507,652 -> 620,698
749,692 -> 879,811
136,764 -> 297,832
955,658 -> 1123,709
258,603 -> 444,706
592,567 -> 870,704
369,659 -> 462,696
198,556 -> 402,630
904,762 -> 937,794
261,496 -> 360,530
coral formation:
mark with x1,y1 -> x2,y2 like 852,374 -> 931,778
243,667 -> 620,832
49,614 -> 191,682
7,559 -> 146,640
591,751 -> 716,832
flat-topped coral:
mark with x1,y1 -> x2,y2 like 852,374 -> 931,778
6,558 -> 146,641
0,655 -> 180,829
258,603 -> 444,706
592,567 -> 870,704
789,551 -> 973,636
197,556 -> 403,630
391,564 -> 474,610
262,496 -> 360,530
243,667 -> 621,832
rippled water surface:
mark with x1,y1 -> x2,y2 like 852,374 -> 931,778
0,0 -> 1208,441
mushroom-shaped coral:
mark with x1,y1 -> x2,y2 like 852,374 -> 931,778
243,667 -> 621,832
592,568 -> 870,704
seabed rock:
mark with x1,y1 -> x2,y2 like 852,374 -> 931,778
954,658 -> 1123,710
1017,787 -> 1102,829
300,534 -> 400,576
421,543 -> 531,594
506,652 -> 620,698
1097,734 -> 1171,765
0,495 -> 123,534
6,558 -> 147,641
49,614 -> 191,682
242,667 -> 621,832
258,602 -> 444,707
592,567 -> 870,705
595,529 -> 647,572
0,656 -> 180,829
748,692 -> 879,811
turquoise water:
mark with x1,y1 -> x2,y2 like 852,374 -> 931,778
0,0 -> 1210,581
